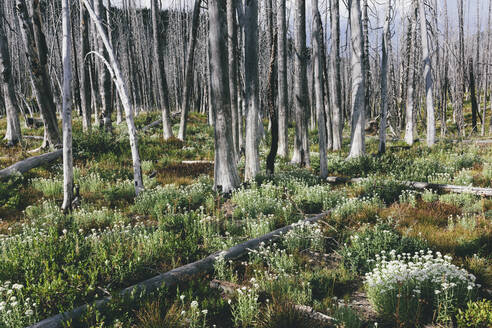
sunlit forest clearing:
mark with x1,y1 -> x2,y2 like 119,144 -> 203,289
0,0 -> 491,327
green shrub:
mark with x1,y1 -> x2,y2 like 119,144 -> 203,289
341,224 -> 427,274
456,299 -> 492,328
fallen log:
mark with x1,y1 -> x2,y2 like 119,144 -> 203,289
325,176 -> 492,197
23,135 -> 44,140
0,149 -> 62,181
29,212 -> 328,328
181,160 -> 214,165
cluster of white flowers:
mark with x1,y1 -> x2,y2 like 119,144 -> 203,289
283,220 -> 324,253
365,250 -> 477,294
0,281 -> 37,326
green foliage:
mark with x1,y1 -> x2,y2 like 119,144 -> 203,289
456,299 -> 492,328
341,224 -> 427,274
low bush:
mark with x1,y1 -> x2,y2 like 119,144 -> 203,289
456,299 -> 492,328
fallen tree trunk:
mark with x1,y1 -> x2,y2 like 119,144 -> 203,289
0,149 -> 62,180
29,212 -> 328,328
325,176 -> 492,197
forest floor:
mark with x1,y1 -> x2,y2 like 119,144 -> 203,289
0,112 -> 491,328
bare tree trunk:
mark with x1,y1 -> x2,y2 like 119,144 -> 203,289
178,0 -> 202,141
227,0 -> 239,158
418,0 -> 435,146
456,0 -> 465,136
244,0 -> 260,180
151,0 -> 173,139
291,0 -> 310,166
405,7 -> 417,146
379,0 -> 391,154
312,0 -> 327,178
266,0 -> 278,175
347,0 -> 366,158
16,0 -> 61,149
277,0 -> 288,158
362,0 -> 371,119
83,0 -> 144,196
469,57 -> 479,134
0,5 -> 22,146
330,0 -> 342,150
61,0 -> 73,213
208,0 -> 240,193
80,0 -> 92,132
95,0 -> 112,131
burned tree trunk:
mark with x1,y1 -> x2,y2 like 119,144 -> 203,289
80,0 -> 92,132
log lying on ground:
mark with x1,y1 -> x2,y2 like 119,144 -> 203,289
29,212 -> 328,328
0,149 -> 62,180
325,176 -> 492,197
181,160 -> 214,165
140,112 -> 181,132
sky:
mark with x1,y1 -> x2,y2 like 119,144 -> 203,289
109,0 -> 488,37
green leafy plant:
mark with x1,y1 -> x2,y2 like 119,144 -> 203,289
456,299 -> 492,328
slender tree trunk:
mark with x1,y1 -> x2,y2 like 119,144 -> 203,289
151,0 -> 173,139
178,0 -> 202,141
80,0 -> 92,132
16,0 -> 61,149
244,0 -> 260,180
227,0 -> 239,158
330,0 -> 342,150
379,0 -> 391,154
83,0 -> 144,196
208,0 -> 240,193
405,7 -> 417,146
61,0 -> 73,213
347,0 -> 366,158
418,0 -> 435,146
362,0 -> 371,119
277,0 -> 288,158
266,27 -> 278,175
312,0 -> 327,178
456,0 -> 465,136
0,7 -> 22,146
291,0 -> 310,166
95,0 -> 112,131
469,57 -> 479,134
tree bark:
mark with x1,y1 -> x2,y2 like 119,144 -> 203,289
209,0 -> 240,193
404,7 -> 417,146
151,0 -> 173,139
329,0 -> 342,150
456,0 -> 465,136
378,0 -> 391,154
418,0 -> 435,146
178,0 -> 202,141
291,0 -> 310,166
312,0 -> 327,178
469,57 -> 479,134
83,0 -> 144,196
95,0 -> 112,131
227,0 -> 239,158
0,6 -> 22,146
16,0 -> 61,149
80,0 -> 92,132
244,0 -> 260,180
266,2 -> 278,175
277,0 -> 288,158
61,0 -> 73,213
347,0 -> 366,158
482,0 -> 492,136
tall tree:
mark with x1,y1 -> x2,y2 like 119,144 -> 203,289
404,6 -> 417,146
227,0 -> 239,157
291,0 -> 310,166
61,0 -> 74,213
469,57 -> 479,133
312,0 -> 327,178
83,0 -> 144,195
456,0 -> 465,136
208,0 -> 240,192
16,0 -> 61,149
482,0 -> 492,136
418,0 -> 435,146
330,0 -> 342,150
80,0 -> 92,132
379,0 -> 391,154
244,0 -> 260,180
277,0 -> 288,158
178,0 -> 202,141
266,0 -> 278,175
347,0 -> 366,158
0,3 -> 22,146
95,0 -> 112,131
151,0 -> 173,139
